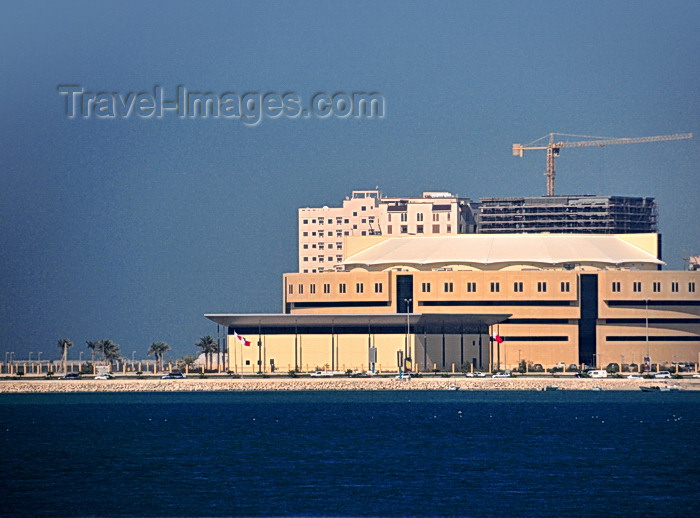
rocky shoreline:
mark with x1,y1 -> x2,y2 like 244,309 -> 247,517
1,376 -> 699,393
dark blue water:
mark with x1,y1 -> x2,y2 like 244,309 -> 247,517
1,390 -> 699,517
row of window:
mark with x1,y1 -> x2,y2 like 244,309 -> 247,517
612,281 -> 696,293
420,281 -> 570,294
302,255 -> 343,263
387,224 -> 451,234
388,212 -> 451,222
290,282 -> 383,295
301,212 -> 375,225
302,242 -> 343,250
291,280 -> 699,295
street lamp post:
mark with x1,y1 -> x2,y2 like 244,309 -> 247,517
645,299 -> 650,372
404,298 -> 412,368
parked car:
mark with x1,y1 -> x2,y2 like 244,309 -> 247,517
310,370 -> 334,377
161,372 -> 186,379
627,374 -> 642,379
492,372 -> 511,378
59,373 -> 81,380
466,371 -> 486,377
531,364 -> 544,372
94,373 -> 114,380
654,371 -> 672,379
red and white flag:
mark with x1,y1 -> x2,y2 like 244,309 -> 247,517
233,331 -> 251,347
493,332 -> 504,344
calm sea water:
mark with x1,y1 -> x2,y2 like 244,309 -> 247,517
1,390 -> 699,517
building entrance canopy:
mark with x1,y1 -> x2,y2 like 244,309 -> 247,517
205,313 -> 511,335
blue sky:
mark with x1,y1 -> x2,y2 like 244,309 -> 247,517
1,1 -> 698,362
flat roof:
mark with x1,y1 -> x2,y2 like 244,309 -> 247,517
205,313 -> 511,334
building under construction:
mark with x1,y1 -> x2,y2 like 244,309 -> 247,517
478,195 -> 657,234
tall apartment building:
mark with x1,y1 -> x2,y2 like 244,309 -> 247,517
298,190 -> 477,273
478,195 -> 657,234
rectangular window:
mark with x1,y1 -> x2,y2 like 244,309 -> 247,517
344,219 -> 349,224
433,213 -> 439,222
690,282 -> 696,293
417,213 -> 424,222
323,284 -> 330,294
490,282 -> 500,293
444,282 -> 454,293
671,282 -> 679,292
302,219 -> 308,224
337,243 -> 343,250
421,282 -> 431,293
356,283 -> 364,294
537,281 -> 547,292
400,213 -> 408,222
374,282 -> 383,293
466,282 -> 476,292
653,281 -> 661,293
612,281 -> 621,292
309,284 -> 316,294
401,225 -> 408,234
417,225 -> 424,233
339,283 -> 346,294
633,281 -> 642,293
446,225 -> 451,233
387,225 -> 393,234
303,232 -> 308,237
432,224 -> 440,233
288,285 -> 293,294
298,284 -> 303,294
513,282 -> 523,292
318,243 -> 324,250
328,244 -> 333,249
560,281 -> 570,292
318,256 -> 324,262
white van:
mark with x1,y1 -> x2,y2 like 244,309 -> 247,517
589,370 -> 608,378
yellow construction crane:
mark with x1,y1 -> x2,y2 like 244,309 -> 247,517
513,132 -> 693,196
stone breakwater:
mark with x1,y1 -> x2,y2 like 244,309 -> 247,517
1,377 -> 699,393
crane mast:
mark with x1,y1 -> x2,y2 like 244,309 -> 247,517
513,132 -> 693,196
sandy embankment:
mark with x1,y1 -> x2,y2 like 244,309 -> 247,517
1,376 -> 699,393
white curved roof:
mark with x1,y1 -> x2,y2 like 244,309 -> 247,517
342,234 -> 663,268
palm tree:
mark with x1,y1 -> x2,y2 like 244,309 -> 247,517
57,338 -> 73,373
147,341 -> 170,372
86,340 -> 100,363
195,336 -> 218,371
101,340 -> 121,368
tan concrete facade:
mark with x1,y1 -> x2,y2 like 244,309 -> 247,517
280,269 -> 700,371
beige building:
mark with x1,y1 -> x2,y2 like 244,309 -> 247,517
208,233 -> 700,374
298,190 -> 477,273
